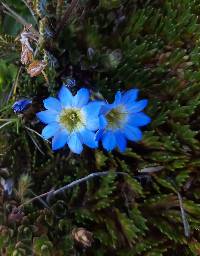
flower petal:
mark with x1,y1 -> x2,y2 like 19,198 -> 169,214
83,101 -> 102,131
100,103 -> 113,115
43,97 -> 62,112
73,88 -> 89,107
95,129 -> 104,141
102,131 -> 116,151
115,130 -> 127,152
79,129 -> 97,148
125,99 -> 148,113
99,115 -> 108,129
58,86 -> 73,107
123,125 -> 142,142
42,122 -> 60,139
113,91 -> 122,106
68,133 -> 83,154
122,89 -> 139,104
83,101 -> 102,118
36,110 -> 58,124
85,118 -> 99,131
52,129 -> 68,150
127,113 -> 151,126
12,99 -> 32,113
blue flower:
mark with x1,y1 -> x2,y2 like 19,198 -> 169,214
12,99 -> 32,113
96,89 -> 151,152
37,86 -> 102,154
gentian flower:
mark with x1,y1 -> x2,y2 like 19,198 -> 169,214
12,99 -> 32,113
37,86 -> 102,154
96,89 -> 151,152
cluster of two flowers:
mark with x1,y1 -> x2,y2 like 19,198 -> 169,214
13,86 -> 151,154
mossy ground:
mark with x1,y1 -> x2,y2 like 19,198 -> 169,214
0,0 -> 200,255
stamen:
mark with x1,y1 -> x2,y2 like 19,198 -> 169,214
106,105 -> 127,129
59,108 -> 85,132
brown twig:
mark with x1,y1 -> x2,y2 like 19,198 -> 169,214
55,0 -> 79,37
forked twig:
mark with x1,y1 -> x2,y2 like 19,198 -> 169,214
18,171 -> 128,209
24,126 -> 50,143
26,130 -> 45,155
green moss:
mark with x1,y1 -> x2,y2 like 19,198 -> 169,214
1,0 -> 200,255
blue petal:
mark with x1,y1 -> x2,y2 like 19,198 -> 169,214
95,129 -> 104,141
123,125 -> 142,142
113,91 -> 122,106
43,97 -> 62,112
100,104 -> 113,115
125,99 -> 148,113
127,113 -> 151,126
99,115 -> 108,129
102,131 -> 116,151
73,88 -> 89,107
115,130 -> 127,152
83,101 -> 102,118
58,86 -> 73,107
68,133 -> 83,154
37,110 -> 58,124
122,89 -> 139,105
12,99 -> 32,113
52,129 -> 68,150
83,101 -> 102,131
85,117 -> 99,131
41,122 -> 60,139
79,129 -> 97,148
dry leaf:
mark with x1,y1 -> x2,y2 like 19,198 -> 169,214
21,43 -> 33,65
72,227 -> 93,247
19,25 -> 38,65
27,60 -> 47,77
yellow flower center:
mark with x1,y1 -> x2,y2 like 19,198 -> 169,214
106,105 -> 127,129
59,108 -> 85,132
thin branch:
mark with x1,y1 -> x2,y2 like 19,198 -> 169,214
55,0 -> 79,37
1,2 -> 39,36
0,120 -> 14,130
0,118 -> 16,122
54,171 -> 128,195
24,126 -> 50,143
139,166 -> 164,173
41,70 -> 49,85
7,66 -> 22,102
18,189 -> 54,209
177,192 -> 190,237
30,191 -> 50,209
26,130 -> 45,155
18,171 -> 129,209
21,0 -> 38,24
